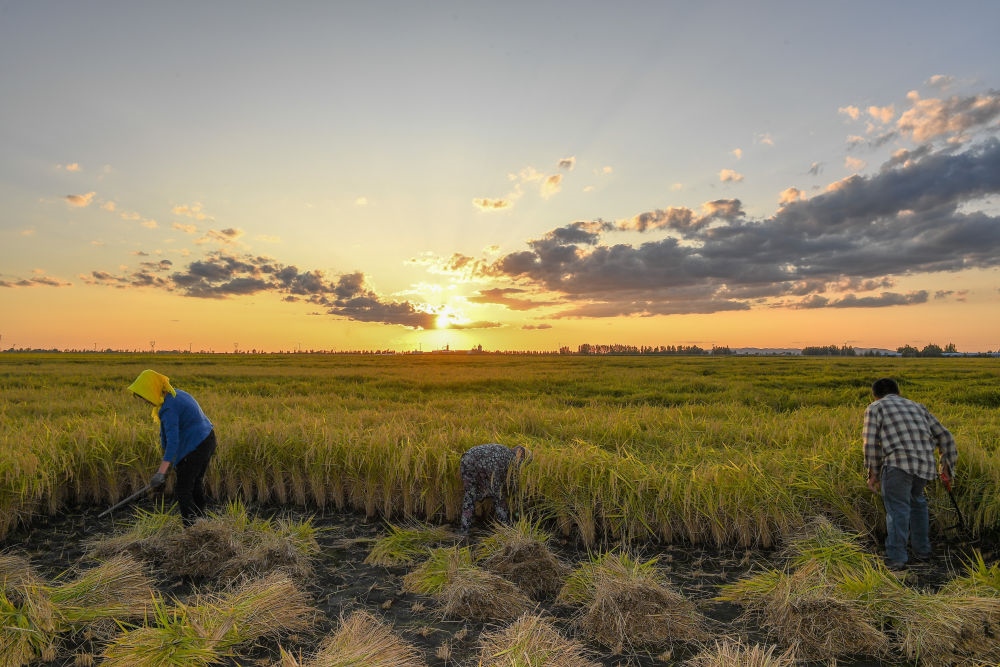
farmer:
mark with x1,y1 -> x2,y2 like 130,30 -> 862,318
459,443 -> 530,534
129,369 -> 217,526
863,377 -> 957,569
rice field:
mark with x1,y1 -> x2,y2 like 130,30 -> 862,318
2,352 -> 998,544
2,352 -> 1000,665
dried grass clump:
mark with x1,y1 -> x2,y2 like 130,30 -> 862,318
438,566 -> 533,622
102,572 -> 314,667
719,517 -> 1000,665
401,546 -> 474,596
558,551 -> 706,654
1,553 -> 56,666
402,546 -> 533,622
718,521 -> 892,662
90,500 -> 320,583
476,519 -> 569,600
478,612 -> 601,667
688,639 -> 797,667
275,609 -> 426,667
364,522 -> 456,567
888,589 -> 1000,667
755,563 -> 890,662
1,553 -> 154,666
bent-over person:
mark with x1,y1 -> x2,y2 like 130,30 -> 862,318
129,369 -> 217,526
459,443 -> 529,534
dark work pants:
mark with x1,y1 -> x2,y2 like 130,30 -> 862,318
174,430 -> 217,526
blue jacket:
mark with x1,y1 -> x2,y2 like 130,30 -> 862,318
158,390 -> 213,465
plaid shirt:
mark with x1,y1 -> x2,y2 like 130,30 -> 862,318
863,393 -> 957,481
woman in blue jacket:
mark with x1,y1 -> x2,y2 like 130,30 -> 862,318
129,369 -> 216,526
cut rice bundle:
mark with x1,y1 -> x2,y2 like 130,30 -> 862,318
276,609 -> 426,667
364,522 -> 455,567
438,567 -> 534,622
102,572 -> 315,667
478,612 -> 601,667
688,639 -> 797,667
476,521 -> 569,600
576,575 -> 707,653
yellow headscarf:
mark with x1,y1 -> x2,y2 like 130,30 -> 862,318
128,370 -> 177,422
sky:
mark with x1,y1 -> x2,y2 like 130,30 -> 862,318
2,1 -> 1000,354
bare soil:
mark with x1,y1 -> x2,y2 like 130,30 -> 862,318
3,500 -> 989,667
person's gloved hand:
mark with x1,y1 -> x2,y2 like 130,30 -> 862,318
150,471 -> 166,488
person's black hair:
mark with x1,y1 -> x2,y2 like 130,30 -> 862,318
872,377 -> 899,398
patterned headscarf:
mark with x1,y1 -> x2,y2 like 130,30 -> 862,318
128,369 -> 177,422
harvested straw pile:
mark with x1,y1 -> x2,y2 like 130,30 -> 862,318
1,553 -> 154,667
478,612 -> 601,667
720,517 -> 1000,665
558,551 -> 707,654
438,567 -> 533,621
754,563 -> 889,662
889,588 -> 1000,667
688,639 -> 797,667
476,520 -> 569,600
275,609 -> 425,667
90,501 -> 319,583
402,546 -> 533,622
364,522 -> 456,567
102,572 -> 314,667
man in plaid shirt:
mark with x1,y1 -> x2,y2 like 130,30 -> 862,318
863,377 -> 958,569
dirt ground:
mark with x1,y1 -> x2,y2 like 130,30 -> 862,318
3,500 -> 990,667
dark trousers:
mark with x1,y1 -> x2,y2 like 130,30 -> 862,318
174,430 -> 216,525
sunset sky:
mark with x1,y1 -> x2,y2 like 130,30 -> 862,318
2,1 -> 999,353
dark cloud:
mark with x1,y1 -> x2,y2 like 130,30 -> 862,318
0,275 -> 72,288
467,288 -> 559,311
793,291 -> 928,309
479,139 -> 1000,316
89,252 -> 442,330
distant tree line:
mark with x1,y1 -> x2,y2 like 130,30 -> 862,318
801,344 -> 857,356
802,342 -> 961,357
572,344 -> 733,355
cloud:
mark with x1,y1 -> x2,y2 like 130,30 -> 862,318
473,197 -> 513,211
793,291 -> 928,309
541,174 -> 562,198
61,163 -> 81,172
87,251 -> 443,330
522,323 -> 552,330
65,192 -> 96,207
868,105 -> 895,124
0,271 -> 72,288
473,138 -> 1000,317
558,157 -> 575,170
197,228 -> 244,245
467,287 -> 559,311
896,89 -> 1000,143
731,148 -> 743,159
172,222 -> 198,234
719,169 -> 744,183
779,188 -> 804,205
172,203 -> 212,220
839,106 -> 861,121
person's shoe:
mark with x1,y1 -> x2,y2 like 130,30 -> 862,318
912,552 -> 933,563
884,559 -> 907,572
